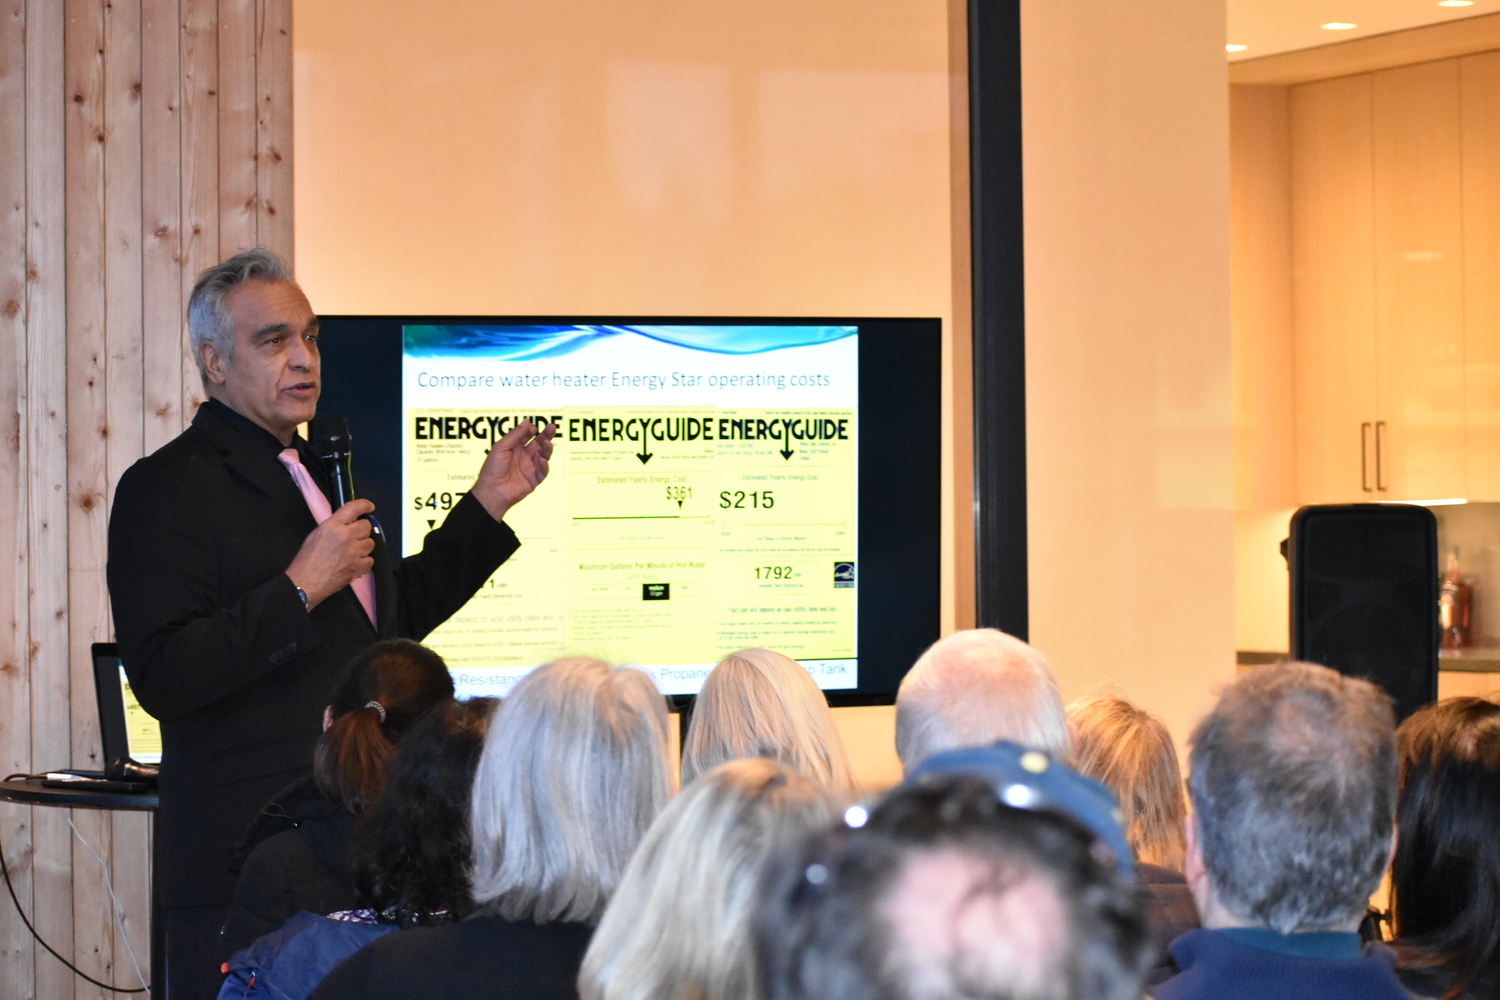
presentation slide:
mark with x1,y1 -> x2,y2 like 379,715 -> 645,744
402,324 -> 859,697
120,667 -> 163,764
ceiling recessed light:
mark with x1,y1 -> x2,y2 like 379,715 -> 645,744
1226,43 -> 1248,51
1321,21 -> 1358,29
1437,1 -> 1474,6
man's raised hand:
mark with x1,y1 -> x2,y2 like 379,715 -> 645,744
285,499 -> 376,610
470,419 -> 558,522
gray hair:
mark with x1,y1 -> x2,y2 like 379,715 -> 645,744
578,758 -> 838,1000
682,648 -> 859,798
1188,660 -> 1397,933
186,248 -> 292,387
895,629 -> 1070,771
469,658 -> 673,924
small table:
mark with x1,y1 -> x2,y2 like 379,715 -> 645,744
0,778 -> 160,997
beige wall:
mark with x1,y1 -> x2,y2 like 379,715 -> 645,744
294,0 -> 1238,785
1020,0 -> 1237,749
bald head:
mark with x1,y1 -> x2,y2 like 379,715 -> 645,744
895,629 -> 1069,771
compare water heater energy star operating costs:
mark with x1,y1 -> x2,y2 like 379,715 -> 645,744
401,324 -> 860,697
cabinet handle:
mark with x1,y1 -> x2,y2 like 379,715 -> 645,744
1361,422 -> 1373,492
1375,420 -> 1387,492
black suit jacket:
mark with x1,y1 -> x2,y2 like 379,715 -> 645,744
107,401 -> 519,907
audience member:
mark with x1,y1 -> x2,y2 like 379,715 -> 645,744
219,697 -> 494,999
1068,695 -> 1196,984
895,629 -> 1070,772
1389,696 -> 1500,1000
756,769 -> 1152,1000
579,758 -> 837,1000
681,647 -> 858,797
1156,661 -> 1407,1000
220,640 -> 455,959
309,658 -> 672,1000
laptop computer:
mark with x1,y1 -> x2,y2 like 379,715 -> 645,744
36,644 -> 161,793
91,641 -> 162,768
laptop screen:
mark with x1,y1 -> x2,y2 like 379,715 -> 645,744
93,643 -> 162,766
119,666 -> 162,764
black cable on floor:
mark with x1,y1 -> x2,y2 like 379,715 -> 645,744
0,829 -> 149,992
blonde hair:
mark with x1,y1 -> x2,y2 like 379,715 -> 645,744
681,648 -> 858,798
1067,696 -> 1186,871
470,658 -> 673,923
578,758 -> 839,1000
895,629 -> 1070,770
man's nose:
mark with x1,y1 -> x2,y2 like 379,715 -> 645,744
288,336 -> 315,370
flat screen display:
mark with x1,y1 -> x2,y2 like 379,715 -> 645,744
318,316 -> 939,706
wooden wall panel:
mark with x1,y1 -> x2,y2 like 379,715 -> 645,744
179,0 -> 217,421
27,3 -> 75,997
256,0 -> 293,264
103,0 -> 153,981
218,0 -> 257,256
65,5 -> 118,994
0,1 -> 292,994
1,5 -> 34,995
141,0 -> 184,456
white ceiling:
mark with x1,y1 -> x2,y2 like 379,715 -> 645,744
1227,0 -> 1500,61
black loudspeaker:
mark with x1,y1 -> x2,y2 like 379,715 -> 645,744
1288,504 -> 1438,722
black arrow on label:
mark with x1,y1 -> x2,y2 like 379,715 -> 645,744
675,497 -> 684,508
779,424 -> 795,461
637,423 -> 654,465
427,519 -> 436,529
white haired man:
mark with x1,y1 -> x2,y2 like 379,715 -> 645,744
108,248 -> 556,998
1156,661 -> 1408,1000
895,628 -> 1070,772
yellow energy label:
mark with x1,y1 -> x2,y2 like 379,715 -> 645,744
405,407 -> 858,695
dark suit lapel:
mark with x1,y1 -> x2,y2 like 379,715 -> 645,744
192,404 -> 318,531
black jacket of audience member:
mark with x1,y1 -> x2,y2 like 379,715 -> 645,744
220,775 -> 360,961
306,911 -> 592,1000
1140,862 -> 1200,987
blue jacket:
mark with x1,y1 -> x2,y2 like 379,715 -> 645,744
218,911 -> 398,1000
1153,928 -> 1415,1000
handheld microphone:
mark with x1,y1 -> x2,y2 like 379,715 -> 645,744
309,414 -> 355,509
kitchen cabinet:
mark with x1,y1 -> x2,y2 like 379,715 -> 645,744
1464,51 -> 1500,501
1372,60 -> 1467,501
1291,75 -> 1377,504
1290,60 -> 1485,504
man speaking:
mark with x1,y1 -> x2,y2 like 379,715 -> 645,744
106,248 -> 556,998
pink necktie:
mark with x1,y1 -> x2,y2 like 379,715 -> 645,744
278,448 -> 377,628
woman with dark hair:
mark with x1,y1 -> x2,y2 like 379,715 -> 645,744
1390,696 -> 1500,1000
219,640 -> 455,959
350,697 -> 494,925
219,697 -> 495,1000
308,657 -> 673,1000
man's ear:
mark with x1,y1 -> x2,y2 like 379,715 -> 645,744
1183,811 -> 1205,887
200,339 -> 228,385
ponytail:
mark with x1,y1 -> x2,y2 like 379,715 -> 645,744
314,639 -> 455,814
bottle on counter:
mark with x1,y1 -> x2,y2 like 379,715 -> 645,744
1439,547 -> 1472,651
